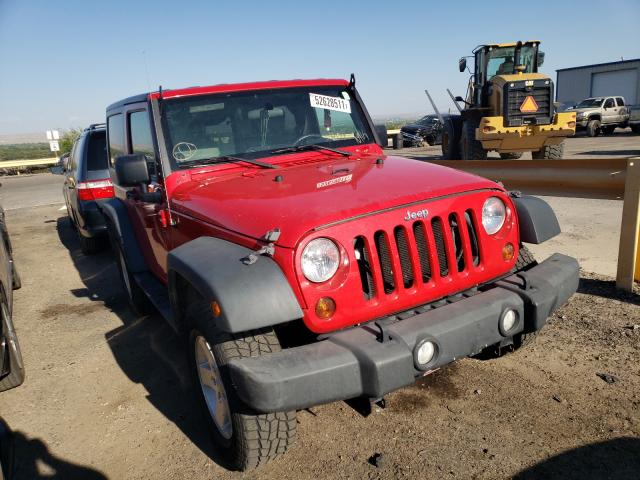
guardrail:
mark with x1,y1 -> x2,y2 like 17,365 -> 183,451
431,158 -> 627,199
0,157 -> 58,169
429,157 -> 638,291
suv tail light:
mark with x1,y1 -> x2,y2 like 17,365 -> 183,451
77,178 -> 114,201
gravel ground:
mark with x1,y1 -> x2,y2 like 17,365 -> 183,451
389,129 -> 640,160
0,204 -> 638,479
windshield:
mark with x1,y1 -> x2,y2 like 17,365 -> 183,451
415,115 -> 438,126
161,86 -> 374,166
486,45 -> 537,77
576,98 -> 604,108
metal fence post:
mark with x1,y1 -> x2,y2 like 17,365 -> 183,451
616,159 -> 640,291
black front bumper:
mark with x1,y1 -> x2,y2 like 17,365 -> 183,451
228,253 -> 579,413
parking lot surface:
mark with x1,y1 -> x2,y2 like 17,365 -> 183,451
0,196 -> 638,478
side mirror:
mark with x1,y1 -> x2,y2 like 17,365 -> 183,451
374,125 -> 387,148
537,51 -> 545,67
114,154 -> 149,187
459,57 -> 467,73
454,96 -> 465,102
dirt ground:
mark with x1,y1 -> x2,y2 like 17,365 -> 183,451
0,204 -> 638,480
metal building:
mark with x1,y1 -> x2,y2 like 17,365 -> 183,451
556,58 -> 640,107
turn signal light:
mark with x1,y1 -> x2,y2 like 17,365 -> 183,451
482,126 -> 497,133
315,297 -> 336,319
502,243 -> 515,261
211,301 -> 222,317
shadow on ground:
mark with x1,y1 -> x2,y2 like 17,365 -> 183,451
514,437 -> 640,480
54,216 -> 228,468
577,276 -> 640,306
11,430 -> 107,479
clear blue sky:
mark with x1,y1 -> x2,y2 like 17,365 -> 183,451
1,0 -> 639,135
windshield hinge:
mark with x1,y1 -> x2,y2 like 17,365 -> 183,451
241,243 -> 275,265
241,228 -> 281,265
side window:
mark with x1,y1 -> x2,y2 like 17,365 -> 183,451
129,110 -> 154,160
68,140 -> 79,172
69,136 -> 83,173
616,97 -> 625,106
107,113 -> 125,167
604,98 -> 615,108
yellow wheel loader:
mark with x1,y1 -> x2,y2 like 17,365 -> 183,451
442,41 -> 576,160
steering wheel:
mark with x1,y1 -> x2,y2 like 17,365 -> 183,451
293,134 -> 326,146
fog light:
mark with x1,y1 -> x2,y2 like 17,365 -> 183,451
315,297 -> 336,319
501,309 -> 518,333
502,242 -> 515,261
415,339 -> 437,369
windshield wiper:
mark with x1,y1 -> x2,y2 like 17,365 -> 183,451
271,144 -> 352,157
179,155 -> 277,169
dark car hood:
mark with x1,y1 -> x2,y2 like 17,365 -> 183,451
170,153 -> 500,248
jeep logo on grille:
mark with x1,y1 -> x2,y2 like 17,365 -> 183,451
404,209 -> 429,221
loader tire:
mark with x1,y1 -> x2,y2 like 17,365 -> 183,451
441,116 -> 462,159
532,143 -> 564,159
459,120 -> 487,160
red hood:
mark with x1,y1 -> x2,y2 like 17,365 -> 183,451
169,153 -> 501,248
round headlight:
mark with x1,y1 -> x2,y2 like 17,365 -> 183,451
482,197 -> 506,235
301,238 -> 340,283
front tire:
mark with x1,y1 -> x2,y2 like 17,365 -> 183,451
532,142 -> 564,159
586,119 -> 601,137
459,120 -> 487,160
441,117 -> 462,159
477,246 -> 538,359
186,293 -> 296,471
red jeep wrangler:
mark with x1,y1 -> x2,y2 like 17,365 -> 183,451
100,77 -> 579,470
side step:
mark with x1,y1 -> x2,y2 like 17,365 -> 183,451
134,272 -> 174,324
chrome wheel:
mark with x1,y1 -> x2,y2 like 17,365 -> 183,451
194,335 -> 232,440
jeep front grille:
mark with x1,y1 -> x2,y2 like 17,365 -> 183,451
503,80 -> 554,127
354,209 -> 481,300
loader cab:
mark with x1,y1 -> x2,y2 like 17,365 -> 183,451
463,41 -> 544,107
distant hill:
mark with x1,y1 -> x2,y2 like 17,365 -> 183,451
0,132 -> 47,145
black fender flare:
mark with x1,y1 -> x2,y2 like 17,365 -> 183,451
167,236 -> 303,334
96,198 -> 147,273
512,195 -> 561,244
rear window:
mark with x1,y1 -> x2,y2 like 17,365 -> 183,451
86,131 -> 108,171
616,97 -> 625,106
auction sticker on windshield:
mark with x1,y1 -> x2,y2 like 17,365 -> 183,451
309,93 -> 351,114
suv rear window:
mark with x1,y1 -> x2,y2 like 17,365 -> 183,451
86,131 -> 108,171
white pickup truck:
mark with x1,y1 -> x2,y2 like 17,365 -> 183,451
571,96 -> 630,136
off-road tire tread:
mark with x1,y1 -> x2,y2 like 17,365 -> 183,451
441,117 -> 462,159
460,120 -> 487,160
514,245 -> 537,272
532,143 -> 564,159
186,295 -> 296,471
